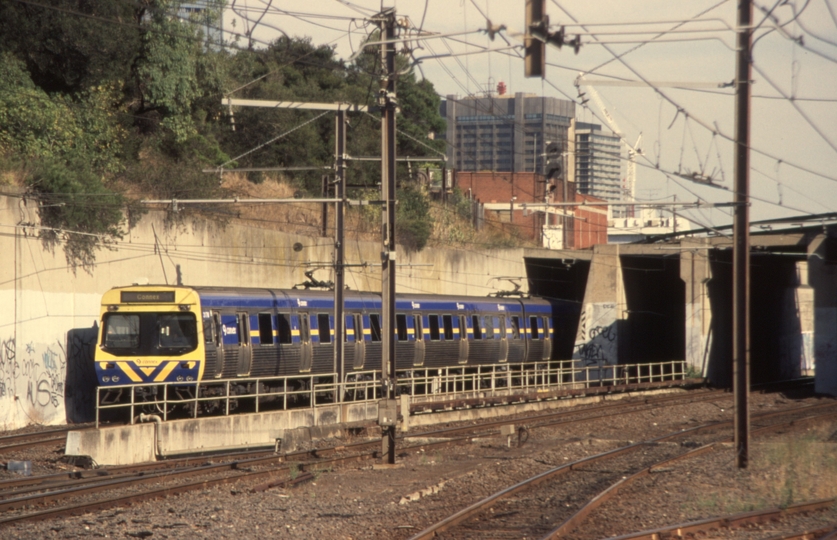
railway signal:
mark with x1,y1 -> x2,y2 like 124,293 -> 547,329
524,0 -> 582,78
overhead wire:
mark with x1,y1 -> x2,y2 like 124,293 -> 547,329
4,0 -> 828,240
546,0 -> 837,210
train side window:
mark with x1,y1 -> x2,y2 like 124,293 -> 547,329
510,316 -> 521,339
354,314 -> 364,342
258,313 -> 273,345
472,315 -> 482,340
443,315 -> 454,340
276,314 -> 292,344
542,316 -> 550,337
299,313 -> 310,342
317,314 -> 332,344
396,314 -> 408,341
369,314 -> 382,342
236,314 -> 248,346
203,314 -> 215,344
530,316 -> 539,339
213,313 -> 222,346
413,315 -> 423,341
458,315 -> 467,340
483,316 -> 495,339
429,315 -> 441,341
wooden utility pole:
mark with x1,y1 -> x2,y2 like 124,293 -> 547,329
733,0 -> 752,469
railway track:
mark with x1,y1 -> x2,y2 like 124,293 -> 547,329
0,388 -> 731,526
0,383 -> 818,531
609,499 -> 837,540
0,426 -> 83,454
408,401 -> 837,540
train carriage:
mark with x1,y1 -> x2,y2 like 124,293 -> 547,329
94,285 -> 565,409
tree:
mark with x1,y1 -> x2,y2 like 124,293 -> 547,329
27,159 -> 125,272
0,0 -> 142,94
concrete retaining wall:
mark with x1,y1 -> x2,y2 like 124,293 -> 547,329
65,401 -> 380,465
0,191 -> 532,430
65,389 -> 685,466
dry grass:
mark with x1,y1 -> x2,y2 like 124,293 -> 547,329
2,162 -> 531,250
0,165 -> 25,188
219,174 -> 327,237
217,175 -> 532,250
687,423 -> 837,516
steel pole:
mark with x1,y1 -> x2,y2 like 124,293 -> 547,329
334,110 -> 346,402
733,0 -> 752,469
380,10 -> 398,465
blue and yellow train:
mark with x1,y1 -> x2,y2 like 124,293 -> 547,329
94,285 -> 573,407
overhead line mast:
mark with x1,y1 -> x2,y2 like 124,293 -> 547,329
378,8 -> 399,466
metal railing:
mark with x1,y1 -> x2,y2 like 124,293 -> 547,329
95,360 -> 687,427
96,373 -> 336,427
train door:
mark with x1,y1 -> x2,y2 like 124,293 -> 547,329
210,311 -> 225,378
413,314 -> 425,367
235,312 -> 252,376
542,316 -> 552,360
498,316 -> 509,362
352,314 -> 365,369
458,315 -> 469,364
299,312 -> 312,372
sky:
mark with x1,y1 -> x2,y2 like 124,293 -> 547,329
221,1 -> 837,229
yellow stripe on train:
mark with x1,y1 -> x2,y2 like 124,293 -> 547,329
116,362 -> 143,383
154,361 -> 179,382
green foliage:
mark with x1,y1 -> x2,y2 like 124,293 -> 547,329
0,4 -> 450,263
397,184 -> 433,251
0,53 -> 126,270
26,159 -> 124,272
215,37 -> 349,192
449,188 -> 474,222
125,140 -> 223,202
133,2 -> 210,142
0,0 -> 142,94
0,54 -> 125,173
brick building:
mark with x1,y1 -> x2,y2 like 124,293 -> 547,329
454,171 -> 608,249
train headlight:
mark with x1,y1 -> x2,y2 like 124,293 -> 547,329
102,376 -> 110,383
112,376 -> 120,383
186,376 -> 194,381
176,376 -> 184,382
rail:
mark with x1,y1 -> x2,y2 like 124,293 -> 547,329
95,360 -> 687,427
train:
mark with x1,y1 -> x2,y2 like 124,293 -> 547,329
94,285 -> 577,411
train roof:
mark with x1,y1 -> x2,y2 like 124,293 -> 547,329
102,285 -> 559,314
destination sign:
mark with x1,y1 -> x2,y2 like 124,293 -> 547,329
121,291 -> 175,303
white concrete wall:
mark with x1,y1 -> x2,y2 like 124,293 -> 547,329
572,244 -> 624,367
0,192 -> 531,430
681,240 -> 713,378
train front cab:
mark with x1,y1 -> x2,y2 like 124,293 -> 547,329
95,286 -> 205,404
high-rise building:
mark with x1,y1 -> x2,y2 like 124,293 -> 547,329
574,126 -> 623,203
441,93 -> 625,210
440,93 -> 575,174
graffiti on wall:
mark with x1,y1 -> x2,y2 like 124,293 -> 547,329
573,302 -> 618,366
0,337 -> 14,402
0,335 -> 67,426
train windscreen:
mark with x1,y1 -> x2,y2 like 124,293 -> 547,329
102,312 -> 198,356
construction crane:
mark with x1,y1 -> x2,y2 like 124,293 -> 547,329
575,75 -> 642,204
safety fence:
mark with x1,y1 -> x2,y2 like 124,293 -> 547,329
96,360 -> 687,427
